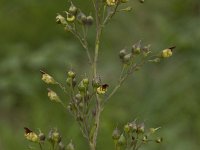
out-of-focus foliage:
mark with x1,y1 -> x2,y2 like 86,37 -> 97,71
0,0 -> 200,150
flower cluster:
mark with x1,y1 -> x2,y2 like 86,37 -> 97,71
24,127 -> 75,150
24,0 -> 175,150
56,1 -> 94,31
112,121 -> 162,149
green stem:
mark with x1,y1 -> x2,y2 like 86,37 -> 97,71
39,143 -> 43,150
70,28 -> 92,64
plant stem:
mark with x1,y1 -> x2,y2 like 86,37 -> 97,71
88,1 -> 103,150
70,27 -> 92,64
39,143 -> 43,150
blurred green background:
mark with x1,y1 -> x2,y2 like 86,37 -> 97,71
0,0 -> 200,149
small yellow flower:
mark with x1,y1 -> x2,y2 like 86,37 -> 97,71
97,84 -> 109,94
24,127 -> 39,142
40,70 -> 56,84
47,88 -> 61,102
161,46 -> 175,58
106,0 -> 117,6
65,12 -> 75,22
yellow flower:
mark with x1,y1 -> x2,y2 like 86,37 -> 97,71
40,70 -> 56,84
24,127 -> 39,142
97,84 -> 109,94
161,46 -> 175,58
65,12 -> 76,22
106,0 -> 117,6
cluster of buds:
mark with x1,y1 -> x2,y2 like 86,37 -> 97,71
56,1 -> 94,31
119,41 -> 152,65
112,121 -> 162,149
48,128 -> 62,144
24,127 -> 75,150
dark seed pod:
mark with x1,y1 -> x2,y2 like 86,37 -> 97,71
77,12 -> 87,24
86,16 -> 94,25
39,132 -> 46,142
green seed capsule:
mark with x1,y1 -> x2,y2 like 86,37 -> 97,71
68,70 -> 76,78
118,134 -> 126,146
69,2 -> 77,15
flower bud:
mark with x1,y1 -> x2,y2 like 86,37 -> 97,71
40,70 -> 56,84
118,134 -> 126,146
75,93 -> 82,101
78,82 -> 86,92
92,77 -> 100,88
142,45 -> 151,57
119,49 -> 127,59
77,12 -> 87,24
129,121 -> 137,132
123,53 -> 132,64
106,0 -> 117,6
86,16 -> 94,26
66,77 -> 73,87
137,122 -> 145,134
112,128 -> 121,140
79,102 -> 84,108
39,132 -> 45,142
69,2 -> 77,15
66,141 -> 75,150
124,124 -> 130,133
67,70 -> 76,78
155,137 -> 163,143
59,142 -> 65,150
132,44 -> 141,54
83,78 -> 89,86
142,135 -> 148,143
47,88 -> 61,103
56,14 -> 67,25
52,130 -> 61,143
